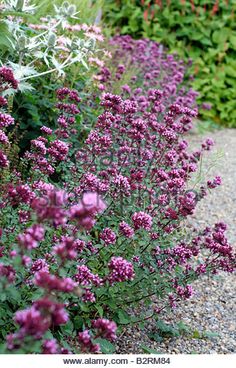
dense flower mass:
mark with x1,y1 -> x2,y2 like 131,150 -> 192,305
70,192 -> 107,230
132,212 -> 153,231
108,257 -> 135,284
119,221 -> 134,238
100,228 -> 116,245
0,66 -> 18,91
0,31 -> 235,356
0,113 -> 14,128
17,224 -> 45,250
0,150 -> 9,168
92,318 -> 117,341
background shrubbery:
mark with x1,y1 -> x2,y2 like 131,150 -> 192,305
0,0 -> 104,149
104,0 -> 236,127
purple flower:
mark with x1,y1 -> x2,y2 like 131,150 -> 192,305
202,102 -> 212,110
0,66 -> 18,90
70,192 -> 106,230
82,289 -> 96,303
34,271 -> 76,292
0,130 -> 9,145
119,221 -> 134,238
31,259 -> 49,274
108,256 -> 135,283
53,236 -> 79,260
42,339 -> 59,354
40,126 -> 53,135
74,265 -> 102,287
48,140 -> 69,161
31,189 -> 68,226
14,307 -> 49,338
132,211 -> 152,230
0,96 -> 7,107
0,263 -> 15,283
17,224 -> 45,250
78,330 -> 100,353
0,150 -> 9,167
100,228 -> 116,245
92,318 -> 117,341
207,176 -> 222,189
0,113 -> 14,128
202,138 -> 214,151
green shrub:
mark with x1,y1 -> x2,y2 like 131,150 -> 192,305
104,0 -> 236,127
0,0 -> 104,149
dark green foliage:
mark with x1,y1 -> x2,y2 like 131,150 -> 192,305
104,0 -> 236,127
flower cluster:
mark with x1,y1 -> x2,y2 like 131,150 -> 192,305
7,299 -> 68,350
92,318 -> 117,341
17,224 -> 45,250
0,66 -> 18,91
132,212 -> 153,231
34,271 -> 76,292
108,257 -> 135,284
0,35 -> 235,356
70,192 -> 107,230
100,228 -> 116,245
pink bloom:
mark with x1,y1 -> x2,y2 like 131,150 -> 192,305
48,140 -> 69,161
78,330 -> 100,353
207,176 -> 222,189
42,339 -> 58,354
0,130 -> 9,144
70,192 -> 106,230
0,263 -> 15,283
31,259 -> 49,274
34,271 -> 76,292
0,150 -> 9,167
100,228 -> 116,245
7,184 -> 35,206
74,265 -> 102,286
31,189 -> 68,226
132,211 -> 152,230
119,221 -> 134,238
0,66 -> 18,90
108,256 -> 135,284
17,225 -> 45,250
53,236 -> 79,260
0,113 -> 14,128
82,289 -> 96,303
92,318 -> 117,341
40,126 -> 53,135
14,307 -> 49,338
0,96 -> 7,107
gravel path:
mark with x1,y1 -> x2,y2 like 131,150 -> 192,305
116,129 -> 236,354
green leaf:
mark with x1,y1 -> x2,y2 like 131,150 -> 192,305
0,21 -> 15,52
212,29 -> 229,44
95,305 -> 104,318
117,310 -> 131,325
156,320 -> 180,337
224,65 -> 236,78
148,332 -> 163,343
73,316 -> 84,330
202,331 -> 219,340
192,330 -> 201,339
0,294 -> 6,302
229,34 -> 236,49
94,338 -> 115,354
63,320 -> 74,335
141,345 -> 160,354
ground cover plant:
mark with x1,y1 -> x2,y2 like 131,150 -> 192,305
0,10 -> 235,355
104,0 -> 236,127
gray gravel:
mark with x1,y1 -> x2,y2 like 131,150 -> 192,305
116,129 -> 236,354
